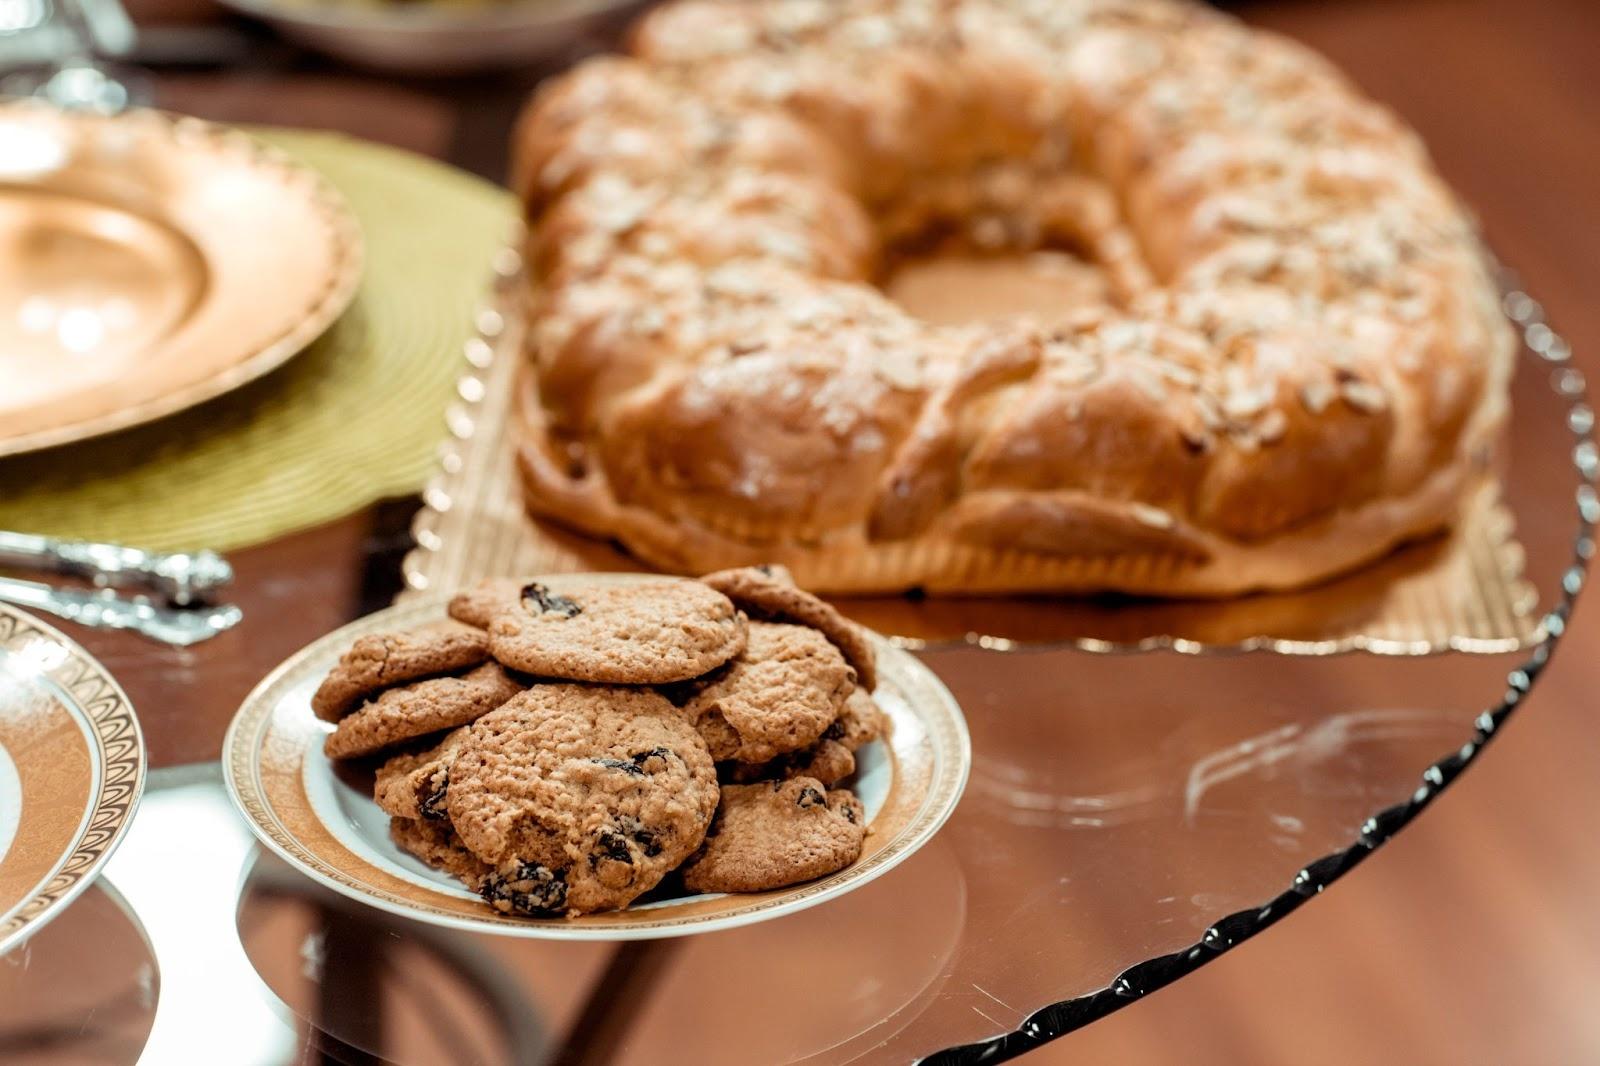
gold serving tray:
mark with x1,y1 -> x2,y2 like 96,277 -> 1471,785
401,258 -> 1539,655
0,103 -> 362,457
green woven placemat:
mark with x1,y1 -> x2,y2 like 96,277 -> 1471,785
0,129 -> 516,551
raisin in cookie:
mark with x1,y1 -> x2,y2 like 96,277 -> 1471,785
487,579 -> 746,684
699,567 -> 877,691
674,621 -> 854,764
447,577 -> 525,629
446,685 -> 719,916
373,727 -> 471,821
391,817 -> 491,888
826,687 -> 889,752
726,738 -> 857,787
324,663 -> 523,759
681,779 -> 867,893
311,622 -> 489,722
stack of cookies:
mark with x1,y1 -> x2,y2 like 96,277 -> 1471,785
312,566 -> 888,918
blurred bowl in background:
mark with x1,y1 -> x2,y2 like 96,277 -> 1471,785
211,0 -> 642,76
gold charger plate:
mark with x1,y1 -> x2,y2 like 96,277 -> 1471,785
223,579 -> 971,940
0,102 -> 362,457
0,603 -> 147,955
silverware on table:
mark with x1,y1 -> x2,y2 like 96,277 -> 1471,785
0,575 -> 242,646
0,531 -> 233,606
0,532 -> 242,645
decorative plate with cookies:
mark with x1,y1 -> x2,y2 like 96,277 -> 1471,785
224,570 -> 968,938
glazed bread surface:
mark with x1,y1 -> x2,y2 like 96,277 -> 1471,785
509,0 -> 1513,596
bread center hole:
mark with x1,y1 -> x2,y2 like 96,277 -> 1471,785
881,249 -> 1111,327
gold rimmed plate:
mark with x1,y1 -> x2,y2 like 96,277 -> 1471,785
0,102 -> 363,457
223,578 -> 971,940
0,603 -> 147,955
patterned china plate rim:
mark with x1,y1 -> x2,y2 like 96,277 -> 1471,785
0,603 -> 147,955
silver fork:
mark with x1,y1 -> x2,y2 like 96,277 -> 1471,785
0,532 -> 242,645
0,576 -> 242,645
0,531 -> 234,606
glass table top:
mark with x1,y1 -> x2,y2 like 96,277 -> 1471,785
1,0 -> 1595,1056
0,280 -> 1588,1064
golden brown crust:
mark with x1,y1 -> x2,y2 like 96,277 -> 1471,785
672,620 -> 855,764
681,779 -> 866,894
509,0 -> 1513,596
311,623 -> 489,722
699,567 -> 878,692
324,664 -> 523,760
485,579 -> 747,684
373,727 -> 471,821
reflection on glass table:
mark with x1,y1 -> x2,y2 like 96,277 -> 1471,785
104,768 -> 299,1065
1,635 -> 1573,1064
0,879 -> 156,1063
